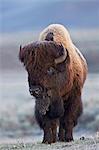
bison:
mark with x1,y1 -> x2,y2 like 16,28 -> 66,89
19,24 -> 88,144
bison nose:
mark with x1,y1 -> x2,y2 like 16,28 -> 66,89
29,88 -> 34,95
29,86 -> 43,97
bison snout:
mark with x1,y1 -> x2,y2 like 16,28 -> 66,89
29,86 -> 43,97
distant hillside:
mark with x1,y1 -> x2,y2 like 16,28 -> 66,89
0,0 -> 99,33
0,29 -> 99,72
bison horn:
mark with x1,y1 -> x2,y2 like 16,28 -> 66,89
19,45 -> 24,62
55,44 -> 67,64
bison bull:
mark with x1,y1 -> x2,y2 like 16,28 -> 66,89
19,24 -> 88,144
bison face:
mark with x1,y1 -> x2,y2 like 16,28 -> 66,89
19,41 -> 70,116
19,41 -> 68,98
19,41 -> 69,99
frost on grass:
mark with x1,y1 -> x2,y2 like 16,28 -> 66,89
0,137 -> 99,150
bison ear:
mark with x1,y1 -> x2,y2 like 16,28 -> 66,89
19,45 -> 24,63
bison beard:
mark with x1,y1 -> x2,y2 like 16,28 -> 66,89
29,83 -> 64,118
19,40 -> 87,144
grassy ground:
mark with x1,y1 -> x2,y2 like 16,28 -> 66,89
0,137 -> 99,150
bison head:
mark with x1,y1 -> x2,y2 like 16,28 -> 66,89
19,41 -> 70,116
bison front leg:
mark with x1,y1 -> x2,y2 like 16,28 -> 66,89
59,116 -> 74,142
51,119 -> 58,143
58,119 -> 65,141
35,108 -> 58,144
42,126 -> 52,144
59,118 -> 74,142
59,94 -> 83,142
42,119 -> 58,144
64,121 -> 74,142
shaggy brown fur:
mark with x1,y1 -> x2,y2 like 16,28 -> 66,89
19,25 -> 88,144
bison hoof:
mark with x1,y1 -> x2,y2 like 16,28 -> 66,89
58,137 -> 65,142
42,139 -> 52,144
65,137 -> 74,142
42,138 -> 56,144
58,134 -> 65,142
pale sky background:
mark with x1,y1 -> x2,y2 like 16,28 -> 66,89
0,0 -> 99,33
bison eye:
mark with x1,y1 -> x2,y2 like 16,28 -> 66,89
47,67 -> 55,76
